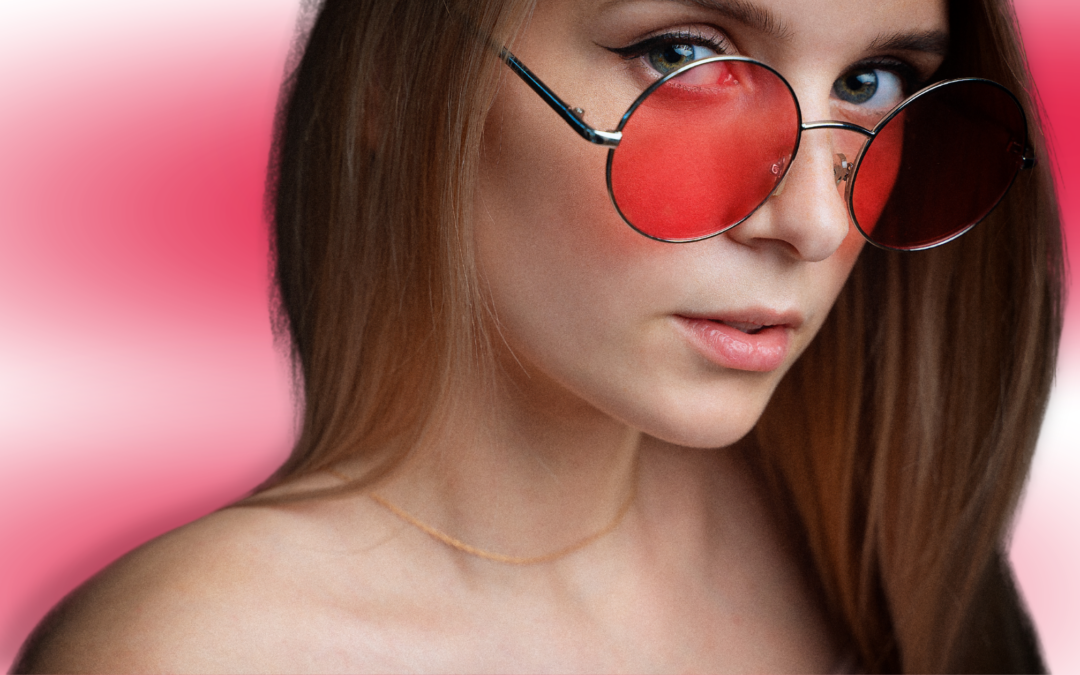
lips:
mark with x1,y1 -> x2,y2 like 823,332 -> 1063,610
674,311 -> 800,372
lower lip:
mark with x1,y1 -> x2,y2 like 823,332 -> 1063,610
675,317 -> 790,372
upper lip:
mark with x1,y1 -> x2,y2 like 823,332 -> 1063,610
675,308 -> 804,330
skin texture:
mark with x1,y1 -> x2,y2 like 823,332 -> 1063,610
19,0 -> 948,672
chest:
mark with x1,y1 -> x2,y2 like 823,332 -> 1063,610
252,567 -> 842,673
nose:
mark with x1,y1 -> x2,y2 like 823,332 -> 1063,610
724,127 -> 856,262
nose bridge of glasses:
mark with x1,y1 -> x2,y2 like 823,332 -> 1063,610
801,120 -> 873,135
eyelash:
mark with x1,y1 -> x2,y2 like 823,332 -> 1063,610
846,57 -> 925,97
608,29 -> 732,62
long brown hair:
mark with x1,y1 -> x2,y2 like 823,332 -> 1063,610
265,0 -> 535,491
754,0 -> 1064,669
264,0 -> 1065,671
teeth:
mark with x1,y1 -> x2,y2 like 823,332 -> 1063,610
722,321 -> 766,334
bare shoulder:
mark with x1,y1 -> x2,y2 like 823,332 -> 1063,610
14,479 -> 407,674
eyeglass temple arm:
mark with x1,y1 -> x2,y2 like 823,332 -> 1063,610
500,49 -> 622,148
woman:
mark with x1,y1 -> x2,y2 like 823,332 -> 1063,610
15,0 -> 1063,671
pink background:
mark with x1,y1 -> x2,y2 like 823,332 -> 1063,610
0,0 -> 1076,670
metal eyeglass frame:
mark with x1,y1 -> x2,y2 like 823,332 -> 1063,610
501,49 -> 1037,250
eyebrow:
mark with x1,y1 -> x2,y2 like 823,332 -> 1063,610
656,1 -> 950,57
680,0 -> 793,41
868,30 -> 950,56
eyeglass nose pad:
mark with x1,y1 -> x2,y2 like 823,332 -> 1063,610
833,153 -> 853,185
770,156 -> 791,197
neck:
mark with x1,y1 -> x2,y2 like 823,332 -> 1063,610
371,362 -> 644,566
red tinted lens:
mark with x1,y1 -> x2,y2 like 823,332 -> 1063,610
852,80 -> 1027,250
609,60 -> 799,241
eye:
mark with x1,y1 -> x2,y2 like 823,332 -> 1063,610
647,42 -> 720,76
833,67 -> 905,109
608,30 -> 732,79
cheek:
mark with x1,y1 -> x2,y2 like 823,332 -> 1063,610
474,88 -> 697,420
475,79 -> 661,310
478,78 -> 609,232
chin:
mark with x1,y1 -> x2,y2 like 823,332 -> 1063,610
645,418 -> 761,450
613,391 -> 771,450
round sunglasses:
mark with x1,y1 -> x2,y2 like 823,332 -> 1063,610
503,50 -> 1035,251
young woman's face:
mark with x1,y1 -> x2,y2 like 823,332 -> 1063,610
475,0 -> 947,447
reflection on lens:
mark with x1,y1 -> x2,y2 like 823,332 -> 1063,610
609,59 -> 799,242
852,80 -> 1027,250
